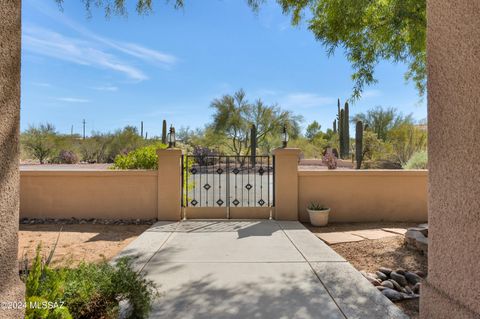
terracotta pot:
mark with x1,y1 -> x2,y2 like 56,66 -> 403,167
307,208 -> 330,226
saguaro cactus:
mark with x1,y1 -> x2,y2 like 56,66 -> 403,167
335,99 -> 351,159
161,120 -> 167,144
355,120 -> 363,169
343,102 -> 350,159
339,109 -> 345,158
250,124 -> 257,166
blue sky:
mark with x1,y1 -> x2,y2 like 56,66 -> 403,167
21,0 -> 426,137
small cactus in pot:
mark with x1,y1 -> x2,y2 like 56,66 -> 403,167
307,201 -> 330,226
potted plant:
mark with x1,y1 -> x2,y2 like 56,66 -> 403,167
307,201 -> 330,226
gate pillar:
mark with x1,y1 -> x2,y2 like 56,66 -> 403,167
272,148 -> 301,220
157,148 -> 183,220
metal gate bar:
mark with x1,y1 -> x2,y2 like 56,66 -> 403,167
182,155 -> 274,208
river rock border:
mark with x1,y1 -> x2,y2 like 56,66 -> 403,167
362,267 -> 425,301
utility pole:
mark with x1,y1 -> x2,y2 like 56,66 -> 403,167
71,125 -> 73,136
82,119 -> 86,139
140,121 -> 144,138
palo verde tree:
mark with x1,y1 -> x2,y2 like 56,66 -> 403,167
209,90 -> 302,156
351,106 -> 414,141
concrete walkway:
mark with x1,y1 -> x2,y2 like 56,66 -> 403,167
116,220 -> 407,319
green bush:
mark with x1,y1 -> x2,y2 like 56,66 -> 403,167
23,245 -> 157,319
403,151 -> 428,169
112,143 -> 167,170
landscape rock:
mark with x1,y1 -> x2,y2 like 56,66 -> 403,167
381,281 -> 394,289
415,270 -> 426,278
404,286 -> 413,295
382,288 -> 404,301
413,282 -> 421,294
376,286 -> 387,291
415,236 -> 428,254
390,271 -> 408,287
395,269 -> 406,275
378,267 -> 392,276
389,279 -> 403,291
401,293 -> 419,300
376,271 -> 388,281
366,276 -> 381,286
405,271 -> 422,285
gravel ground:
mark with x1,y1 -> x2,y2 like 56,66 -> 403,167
307,222 -> 428,319
18,224 -> 149,267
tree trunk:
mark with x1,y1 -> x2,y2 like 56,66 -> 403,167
0,1 -> 25,318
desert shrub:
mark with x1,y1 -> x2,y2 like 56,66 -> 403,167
50,150 -> 79,164
106,126 -> 144,162
192,146 -> 218,165
388,123 -> 427,165
22,123 -> 58,164
23,245 -> 157,319
112,143 -> 167,170
403,151 -> 428,169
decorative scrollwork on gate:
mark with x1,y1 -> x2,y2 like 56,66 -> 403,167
182,155 -> 274,208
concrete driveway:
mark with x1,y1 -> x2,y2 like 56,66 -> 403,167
115,220 -> 407,319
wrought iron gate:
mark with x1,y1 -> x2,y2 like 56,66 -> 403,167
182,155 -> 274,210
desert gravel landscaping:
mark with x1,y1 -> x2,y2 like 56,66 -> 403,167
307,222 -> 427,319
18,224 -> 149,267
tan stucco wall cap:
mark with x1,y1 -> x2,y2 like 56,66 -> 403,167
156,148 -> 183,156
272,148 -> 301,156
298,169 -> 428,177
20,170 -> 158,177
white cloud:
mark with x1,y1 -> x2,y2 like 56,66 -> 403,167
91,85 -> 119,92
55,97 -> 90,103
281,93 -> 335,108
23,26 -> 148,81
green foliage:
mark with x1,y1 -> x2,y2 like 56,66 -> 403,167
388,123 -> 427,165
106,126 -> 144,162
209,89 -> 303,156
307,201 -> 328,210
55,0 -> 185,17
112,143 -> 167,169
361,131 -> 392,162
25,244 -> 71,319
352,106 -> 414,141
289,137 -> 326,159
24,245 -> 157,319
403,150 -> 427,169
22,123 -> 58,164
305,121 -> 322,141
264,0 -> 426,99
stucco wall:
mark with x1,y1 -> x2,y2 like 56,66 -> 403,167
298,170 -> 428,223
421,1 -> 480,318
20,170 -> 158,219
0,1 -> 24,318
